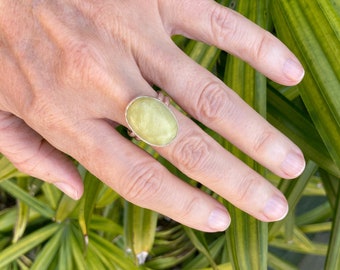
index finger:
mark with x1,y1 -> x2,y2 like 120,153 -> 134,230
162,0 -> 304,85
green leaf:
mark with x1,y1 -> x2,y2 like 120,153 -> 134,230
269,226 -> 328,256
268,252 -> 299,270
89,231 -> 139,270
69,225 -> 87,270
183,227 -> 217,269
222,1 -> 270,269
225,212 -> 267,270
320,169 -> 340,209
16,257 -> 31,270
95,185 -> 120,208
0,223 -> 60,268
0,156 -> 25,181
197,263 -> 233,270
0,207 -> 41,233
58,223 -> 73,270
296,201 -> 332,226
271,0 -> 340,168
124,201 -> 158,264
267,88 -> 340,177
300,222 -> 332,234
89,214 -> 123,235
146,244 -> 195,270
0,180 -> 55,219
184,40 -> 221,70
41,183 -> 62,210
78,172 -> 102,237
269,161 -> 319,239
0,236 -> 10,250
30,225 -> 64,270
55,194 -> 79,222
325,182 -> 340,269
85,243 -> 108,270
11,200 -> 29,244
12,179 -> 29,243
182,235 -> 225,270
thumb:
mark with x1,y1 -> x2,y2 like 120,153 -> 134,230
0,111 -> 83,200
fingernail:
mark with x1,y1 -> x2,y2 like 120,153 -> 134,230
281,151 -> 306,178
283,58 -> 305,83
208,208 -> 230,231
54,182 -> 79,200
263,195 -> 289,221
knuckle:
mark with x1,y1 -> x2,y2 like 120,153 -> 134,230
59,40 -> 105,86
0,112 -> 16,131
177,196 -> 201,221
23,94 -> 48,125
65,41 -> 94,70
172,131 -> 211,172
249,32 -> 273,62
24,94 -> 61,130
9,143 -> 43,177
195,80 -> 235,123
12,158 -> 38,177
210,5 -> 238,44
121,162 -> 163,204
252,130 -> 274,155
234,173 -> 263,203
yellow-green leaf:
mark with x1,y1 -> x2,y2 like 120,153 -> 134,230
0,223 -> 60,268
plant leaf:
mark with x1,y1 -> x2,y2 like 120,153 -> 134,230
55,194 -> 79,222
269,161 -> 319,239
78,171 -> 102,237
0,155 -> 25,181
89,231 -> 139,270
30,225 -> 64,270
0,223 -> 60,268
41,183 -> 62,210
271,0 -> 340,168
325,182 -> 340,269
0,180 -> 55,219
12,179 -> 29,243
267,88 -> 340,177
124,201 -> 158,264
223,1 -> 270,269
183,227 -> 217,269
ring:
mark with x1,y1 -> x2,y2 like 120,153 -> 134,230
125,92 -> 178,147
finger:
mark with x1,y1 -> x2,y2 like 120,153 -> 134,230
141,42 -> 305,180
39,118 -> 230,232
0,111 -> 83,199
155,111 -> 289,222
162,0 -> 304,85
82,67 -> 289,223
19,53 -> 232,231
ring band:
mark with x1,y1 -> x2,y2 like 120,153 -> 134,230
125,93 -> 178,147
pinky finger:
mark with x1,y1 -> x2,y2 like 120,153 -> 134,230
0,111 -> 83,199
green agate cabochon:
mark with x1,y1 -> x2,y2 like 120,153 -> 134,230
125,96 -> 178,146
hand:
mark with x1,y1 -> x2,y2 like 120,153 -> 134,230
0,0 -> 305,232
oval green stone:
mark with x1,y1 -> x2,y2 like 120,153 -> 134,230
125,96 -> 178,146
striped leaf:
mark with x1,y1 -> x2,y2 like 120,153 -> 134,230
0,155 -> 24,182
0,223 -> 60,268
223,1 -> 270,269
0,180 -> 54,219
124,201 -> 158,265
325,182 -> 340,269
271,0 -> 340,168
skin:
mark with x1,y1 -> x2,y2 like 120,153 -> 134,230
0,0 -> 306,232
